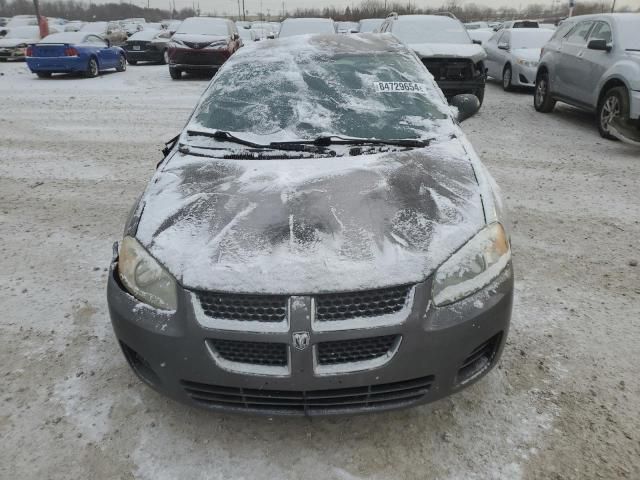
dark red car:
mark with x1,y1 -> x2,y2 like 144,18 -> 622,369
168,17 -> 241,79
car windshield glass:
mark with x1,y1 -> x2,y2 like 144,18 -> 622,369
392,18 -> 471,44
192,49 -> 449,142
511,29 -> 554,49
618,20 -> 640,50
176,18 -> 228,35
4,26 -> 39,38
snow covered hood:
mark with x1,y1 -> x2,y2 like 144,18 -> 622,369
0,37 -> 36,47
134,138 -> 486,294
408,42 -> 487,63
512,48 -> 541,62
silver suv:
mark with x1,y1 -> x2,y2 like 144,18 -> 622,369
534,13 -> 640,142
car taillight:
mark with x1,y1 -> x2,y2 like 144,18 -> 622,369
64,47 -> 78,57
26,46 -> 33,57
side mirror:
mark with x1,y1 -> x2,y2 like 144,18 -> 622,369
233,33 -> 239,40
472,39 -> 482,45
450,94 -> 481,122
587,39 -> 611,52
498,42 -> 509,50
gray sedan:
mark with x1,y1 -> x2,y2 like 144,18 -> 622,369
106,34 -> 513,416
485,28 -> 555,90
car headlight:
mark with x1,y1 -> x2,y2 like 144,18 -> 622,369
208,40 -> 227,48
432,223 -> 510,306
169,39 -> 185,47
118,236 -> 177,310
15,43 -> 27,49
516,58 -> 537,68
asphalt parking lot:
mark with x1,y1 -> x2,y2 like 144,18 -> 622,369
1,62 -> 639,480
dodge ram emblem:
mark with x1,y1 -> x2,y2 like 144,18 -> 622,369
292,331 -> 310,350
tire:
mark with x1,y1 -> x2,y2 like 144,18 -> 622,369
597,86 -> 629,140
116,54 -> 126,72
128,59 -> 138,65
160,50 -> 169,65
169,67 -> 181,80
502,64 -> 513,92
85,57 -> 99,78
36,72 -> 52,78
534,71 -> 556,113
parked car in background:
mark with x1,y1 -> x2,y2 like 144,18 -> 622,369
107,33 -> 512,416
5,15 -> 38,28
168,17 -> 241,80
25,32 -> 127,78
235,21 -> 251,30
336,21 -> 359,34
464,21 -> 489,30
250,27 -> 269,42
484,28 -> 555,90
251,21 -> 278,38
64,21 -> 85,32
80,21 -> 128,45
238,26 -> 252,43
494,20 -> 539,31
467,28 -> 494,45
358,18 -> 384,33
124,29 -> 172,65
0,17 -> 9,28
0,26 -> 42,60
144,23 -> 163,31
164,20 -> 182,34
122,21 -> 144,37
378,14 -> 487,104
535,13 -> 640,142
278,18 -> 336,37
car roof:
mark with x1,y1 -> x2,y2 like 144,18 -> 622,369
393,14 -> 461,25
561,12 -> 640,24
39,32 -> 88,43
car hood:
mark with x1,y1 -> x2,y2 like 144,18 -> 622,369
134,138 -> 486,294
0,37 -> 35,47
513,47 -> 541,62
172,33 -> 227,44
408,42 -> 487,63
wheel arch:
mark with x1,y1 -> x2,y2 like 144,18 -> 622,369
598,77 -> 628,107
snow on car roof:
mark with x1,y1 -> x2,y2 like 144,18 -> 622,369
128,29 -> 163,41
3,26 -> 40,38
279,18 -> 336,37
39,32 -> 87,44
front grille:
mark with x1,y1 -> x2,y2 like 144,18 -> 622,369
181,375 -> 434,414
317,335 -> 398,365
207,339 -> 288,366
422,58 -> 474,82
457,332 -> 502,384
315,285 -> 411,321
197,292 -> 287,322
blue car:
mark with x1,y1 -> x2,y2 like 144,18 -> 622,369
26,32 -> 127,78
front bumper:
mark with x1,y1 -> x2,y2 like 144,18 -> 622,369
125,49 -> 164,63
107,258 -> 513,416
437,77 -> 486,99
0,47 -> 26,60
168,47 -> 230,71
512,63 -> 537,87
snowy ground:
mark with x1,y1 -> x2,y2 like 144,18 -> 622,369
1,62 -> 639,480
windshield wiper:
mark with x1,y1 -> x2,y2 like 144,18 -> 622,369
186,129 -> 328,153
270,135 -> 429,149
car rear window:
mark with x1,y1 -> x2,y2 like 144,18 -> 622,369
193,51 -> 449,142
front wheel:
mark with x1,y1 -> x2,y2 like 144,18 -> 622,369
116,54 -> 126,72
534,71 -> 555,113
169,67 -> 181,80
85,57 -> 99,78
502,65 -> 513,92
598,86 -> 629,140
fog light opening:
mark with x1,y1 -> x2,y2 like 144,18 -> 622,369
456,332 -> 503,386
119,341 -> 161,387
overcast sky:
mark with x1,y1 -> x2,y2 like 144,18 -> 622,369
52,0 -> 631,16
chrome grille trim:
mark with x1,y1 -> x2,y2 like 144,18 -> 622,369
205,340 -> 291,377
313,336 -> 402,376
